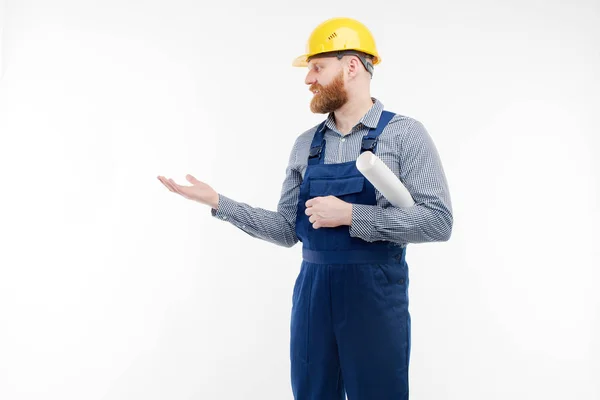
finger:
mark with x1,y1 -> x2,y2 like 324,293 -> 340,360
312,220 -> 320,229
305,207 -> 313,216
167,178 -> 180,191
309,215 -> 317,224
157,176 -> 169,189
186,174 -> 200,184
306,197 -> 319,207
158,176 -> 176,192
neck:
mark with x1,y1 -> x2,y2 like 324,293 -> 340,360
333,94 -> 374,135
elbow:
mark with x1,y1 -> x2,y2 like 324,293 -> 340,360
281,225 -> 299,248
425,209 -> 453,242
436,210 -> 453,242
282,237 -> 299,248
438,226 -> 452,242
267,235 -> 297,248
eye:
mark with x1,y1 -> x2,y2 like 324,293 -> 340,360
308,64 -> 322,73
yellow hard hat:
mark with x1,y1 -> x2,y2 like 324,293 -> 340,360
292,17 -> 381,70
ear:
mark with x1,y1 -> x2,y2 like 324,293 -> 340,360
345,56 -> 361,78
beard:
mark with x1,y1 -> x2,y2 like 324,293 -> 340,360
309,70 -> 348,114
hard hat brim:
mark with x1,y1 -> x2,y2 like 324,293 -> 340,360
292,54 -> 309,67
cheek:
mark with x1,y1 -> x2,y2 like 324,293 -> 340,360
320,76 -> 333,86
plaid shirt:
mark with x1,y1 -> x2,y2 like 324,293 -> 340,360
211,98 -> 453,248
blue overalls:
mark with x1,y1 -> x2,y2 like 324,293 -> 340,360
291,111 -> 411,399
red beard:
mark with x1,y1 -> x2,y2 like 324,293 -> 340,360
310,70 -> 348,114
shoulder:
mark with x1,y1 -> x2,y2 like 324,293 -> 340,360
370,98 -> 425,134
379,112 -> 438,158
385,111 -> 425,131
379,111 -> 429,141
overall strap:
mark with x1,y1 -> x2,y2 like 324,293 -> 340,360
307,120 -> 328,165
360,110 -> 395,154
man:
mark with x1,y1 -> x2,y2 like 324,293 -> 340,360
158,17 -> 452,400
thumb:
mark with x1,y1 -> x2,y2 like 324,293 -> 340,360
186,174 -> 200,184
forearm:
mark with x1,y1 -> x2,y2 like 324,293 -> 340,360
350,201 -> 453,244
212,194 -> 298,247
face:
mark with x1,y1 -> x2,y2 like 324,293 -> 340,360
305,57 -> 348,114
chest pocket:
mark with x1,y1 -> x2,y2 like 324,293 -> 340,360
309,176 -> 365,198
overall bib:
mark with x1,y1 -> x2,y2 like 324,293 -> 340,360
291,111 -> 411,400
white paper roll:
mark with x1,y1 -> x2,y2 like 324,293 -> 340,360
356,151 -> 415,207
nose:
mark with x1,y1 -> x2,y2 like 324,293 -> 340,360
305,71 -> 316,86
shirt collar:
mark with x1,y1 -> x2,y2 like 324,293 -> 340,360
320,97 -> 385,134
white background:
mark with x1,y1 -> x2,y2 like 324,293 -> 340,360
1,0 -> 599,399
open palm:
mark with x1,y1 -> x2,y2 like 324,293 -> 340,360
157,174 -> 219,208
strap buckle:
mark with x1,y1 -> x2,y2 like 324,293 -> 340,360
308,145 -> 323,159
361,138 -> 378,152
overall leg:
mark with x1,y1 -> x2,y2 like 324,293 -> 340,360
332,262 -> 411,400
290,261 -> 345,400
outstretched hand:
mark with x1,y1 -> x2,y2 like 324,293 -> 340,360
157,174 -> 219,209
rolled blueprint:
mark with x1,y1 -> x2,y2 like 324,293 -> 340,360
356,152 -> 415,207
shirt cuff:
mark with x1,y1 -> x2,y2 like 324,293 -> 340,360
211,194 -> 237,222
349,204 -> 376,242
